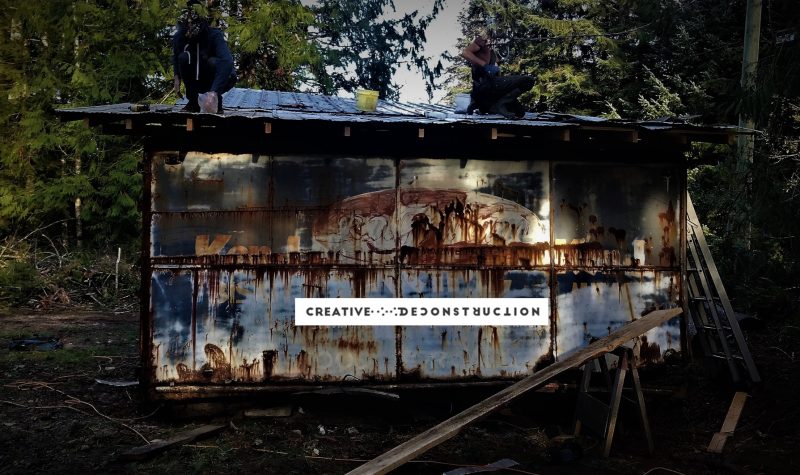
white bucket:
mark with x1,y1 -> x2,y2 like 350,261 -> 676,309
454,93 -> 471,114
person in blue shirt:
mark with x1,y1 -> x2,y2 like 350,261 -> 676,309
172,0 -> 237,113
460,31 -> 534,119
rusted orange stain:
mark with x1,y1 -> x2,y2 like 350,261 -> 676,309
658,200 -> 678,267
149,157 -> 683,386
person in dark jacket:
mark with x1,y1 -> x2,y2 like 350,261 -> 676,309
173,0 -> 236,113
460,32 -> 534,119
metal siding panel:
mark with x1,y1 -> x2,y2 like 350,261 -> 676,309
151,270 -> 194,382
555,270 -> 681,364
271,156 -> 395,206
395,158 -> 554,379
272,156 -> 396,263
150,154 -> 397,261
145,148 -> 686,388
165,268 -> 397,383
257,269 -> 397,381
150,213 -> 273,257
152,152 -> 270,212
149,153 -> 400,383
552,162 -> 682,268
399,270 -> 552,379
397,158 -> 550,266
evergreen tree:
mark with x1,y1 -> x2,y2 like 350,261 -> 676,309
0,0 -> 177,247
449,0 -> 739,118
310,0 -> 445,100
217,0 -> 323,91
451,0 -> 627,115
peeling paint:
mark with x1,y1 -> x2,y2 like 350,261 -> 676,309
147,153 -> 684,385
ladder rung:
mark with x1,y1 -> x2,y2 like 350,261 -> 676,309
687,196 -> 761,385
690,296 -> 721,302
699,322 -> 732,330
709,351 -> 745,361
718,353 -> 745,361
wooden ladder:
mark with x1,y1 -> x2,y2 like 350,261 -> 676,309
686,196 -> 760,386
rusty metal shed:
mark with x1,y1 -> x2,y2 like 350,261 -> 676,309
57,88 -> 738,400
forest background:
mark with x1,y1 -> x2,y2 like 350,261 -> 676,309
0,0 -> 797,322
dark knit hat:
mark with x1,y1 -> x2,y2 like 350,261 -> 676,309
180,0 -> 209,38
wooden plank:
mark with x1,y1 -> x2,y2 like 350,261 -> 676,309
244,406 -> 293,418
346,307 -> 682,475
186,118 -> 194,132
265,122 -> 272,134
572,364 -> 593,435
603,350 -> 628,457
707,391 -> 748,453
491,128 -> 497,140
630,362 -> 654,454
418,127 -> 425,138
442,458 -> 519,475
118,424 -> 225,461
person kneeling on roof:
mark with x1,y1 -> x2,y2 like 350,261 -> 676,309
173,0 -> 237,114
460,30 -> 535,119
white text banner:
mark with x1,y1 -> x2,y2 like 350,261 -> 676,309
295,298 -> 549,326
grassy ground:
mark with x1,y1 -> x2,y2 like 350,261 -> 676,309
0,310 -> 797,474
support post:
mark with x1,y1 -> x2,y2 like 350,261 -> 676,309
736,0 -> 762,250
603,350 -> 628,457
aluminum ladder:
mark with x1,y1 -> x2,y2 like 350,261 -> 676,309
685,196 -> 761,386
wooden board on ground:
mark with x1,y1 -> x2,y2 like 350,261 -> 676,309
118,424 -> 225,461
244,406 -> 293,418
707,391 -> 749,453
346,307 -> 683,475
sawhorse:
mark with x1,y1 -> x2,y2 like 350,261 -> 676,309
347,308 -> 681,475
573,347 -> 654,457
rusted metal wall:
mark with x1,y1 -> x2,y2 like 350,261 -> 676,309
147,152 -> 683,386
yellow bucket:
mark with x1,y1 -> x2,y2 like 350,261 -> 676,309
355,89 -> 379,112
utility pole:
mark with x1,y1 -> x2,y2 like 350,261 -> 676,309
737,0 -> 762,168
737,0 -> 762,251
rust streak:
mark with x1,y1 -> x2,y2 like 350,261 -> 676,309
262,349 -> 278,380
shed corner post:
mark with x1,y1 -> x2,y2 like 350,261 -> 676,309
679,156 -> 690,360
139,141 -> 155,391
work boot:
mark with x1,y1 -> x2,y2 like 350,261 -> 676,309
181,101 -> 200,113
509,100 -> 526,118
492,104 -> 518,119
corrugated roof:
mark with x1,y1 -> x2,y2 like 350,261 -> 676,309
56,88 -> 742,137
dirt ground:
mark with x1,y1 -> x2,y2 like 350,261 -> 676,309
0,310 -> 797,475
